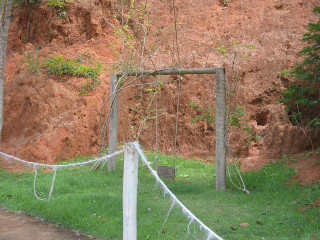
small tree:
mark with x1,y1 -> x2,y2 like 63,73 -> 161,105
281,6 -> 320,128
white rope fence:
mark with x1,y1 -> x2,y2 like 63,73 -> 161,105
132,142 -> 223,240
0,150 -> 124,200
0,150 -> 124,169
0,143 -> 223,239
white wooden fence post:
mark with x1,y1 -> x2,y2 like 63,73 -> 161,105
215,68 -> 226,191
108,74 -> 119,172
123,143 -> 138,240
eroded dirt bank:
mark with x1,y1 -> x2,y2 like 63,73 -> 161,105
2,0 -> 320,167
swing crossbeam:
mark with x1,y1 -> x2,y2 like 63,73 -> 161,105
115,67 -> 224,77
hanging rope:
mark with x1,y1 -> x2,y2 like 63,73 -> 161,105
154,75 -> 159,167
33,165 -> 58,201
173,75 -> 182,171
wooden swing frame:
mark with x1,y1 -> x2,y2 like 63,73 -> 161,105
107,67 -> 227,190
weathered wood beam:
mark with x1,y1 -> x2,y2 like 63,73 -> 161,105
215,68 -> 226,191
107,74 -> 119,172
115,67 -> 223,77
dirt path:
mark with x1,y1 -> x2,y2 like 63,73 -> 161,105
0,208 -> 101,240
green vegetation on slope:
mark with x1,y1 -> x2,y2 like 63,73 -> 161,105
22,52 -> 104,95
0,154 -> 319,240
281,6 -> 320,128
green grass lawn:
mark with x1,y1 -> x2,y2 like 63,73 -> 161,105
0,152 -> 319,240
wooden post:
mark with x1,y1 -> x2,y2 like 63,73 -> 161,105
108,74 -> 119,172
123,143 -> 138,240
215,68 -> 226,191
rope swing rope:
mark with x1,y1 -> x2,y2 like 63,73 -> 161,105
173,74 -> 182,171
154,75 -> 159,167
152,73 -> 182,178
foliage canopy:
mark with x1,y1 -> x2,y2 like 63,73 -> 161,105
281,7 -> 320,128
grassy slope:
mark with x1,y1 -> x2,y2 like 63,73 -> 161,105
0,153 -> 319,240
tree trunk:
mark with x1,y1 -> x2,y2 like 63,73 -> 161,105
0,0 -> 5,22
0,0 -> 13,147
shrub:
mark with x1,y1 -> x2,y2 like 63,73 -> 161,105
281,6 -> 320,128
44,55 -> 103,94
47,0 -> 73,9
47,0 -> 74,18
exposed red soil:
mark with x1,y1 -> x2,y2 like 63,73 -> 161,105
3,0 -> 117,164
288,154 -> 320,184
2,0 -> 320,176
238,151 -> 320,184
238,155 -> 274,172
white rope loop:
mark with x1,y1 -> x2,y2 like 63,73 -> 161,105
48,167 -> 58,200
33,165 -> 45,201
33,165 -> 58,201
